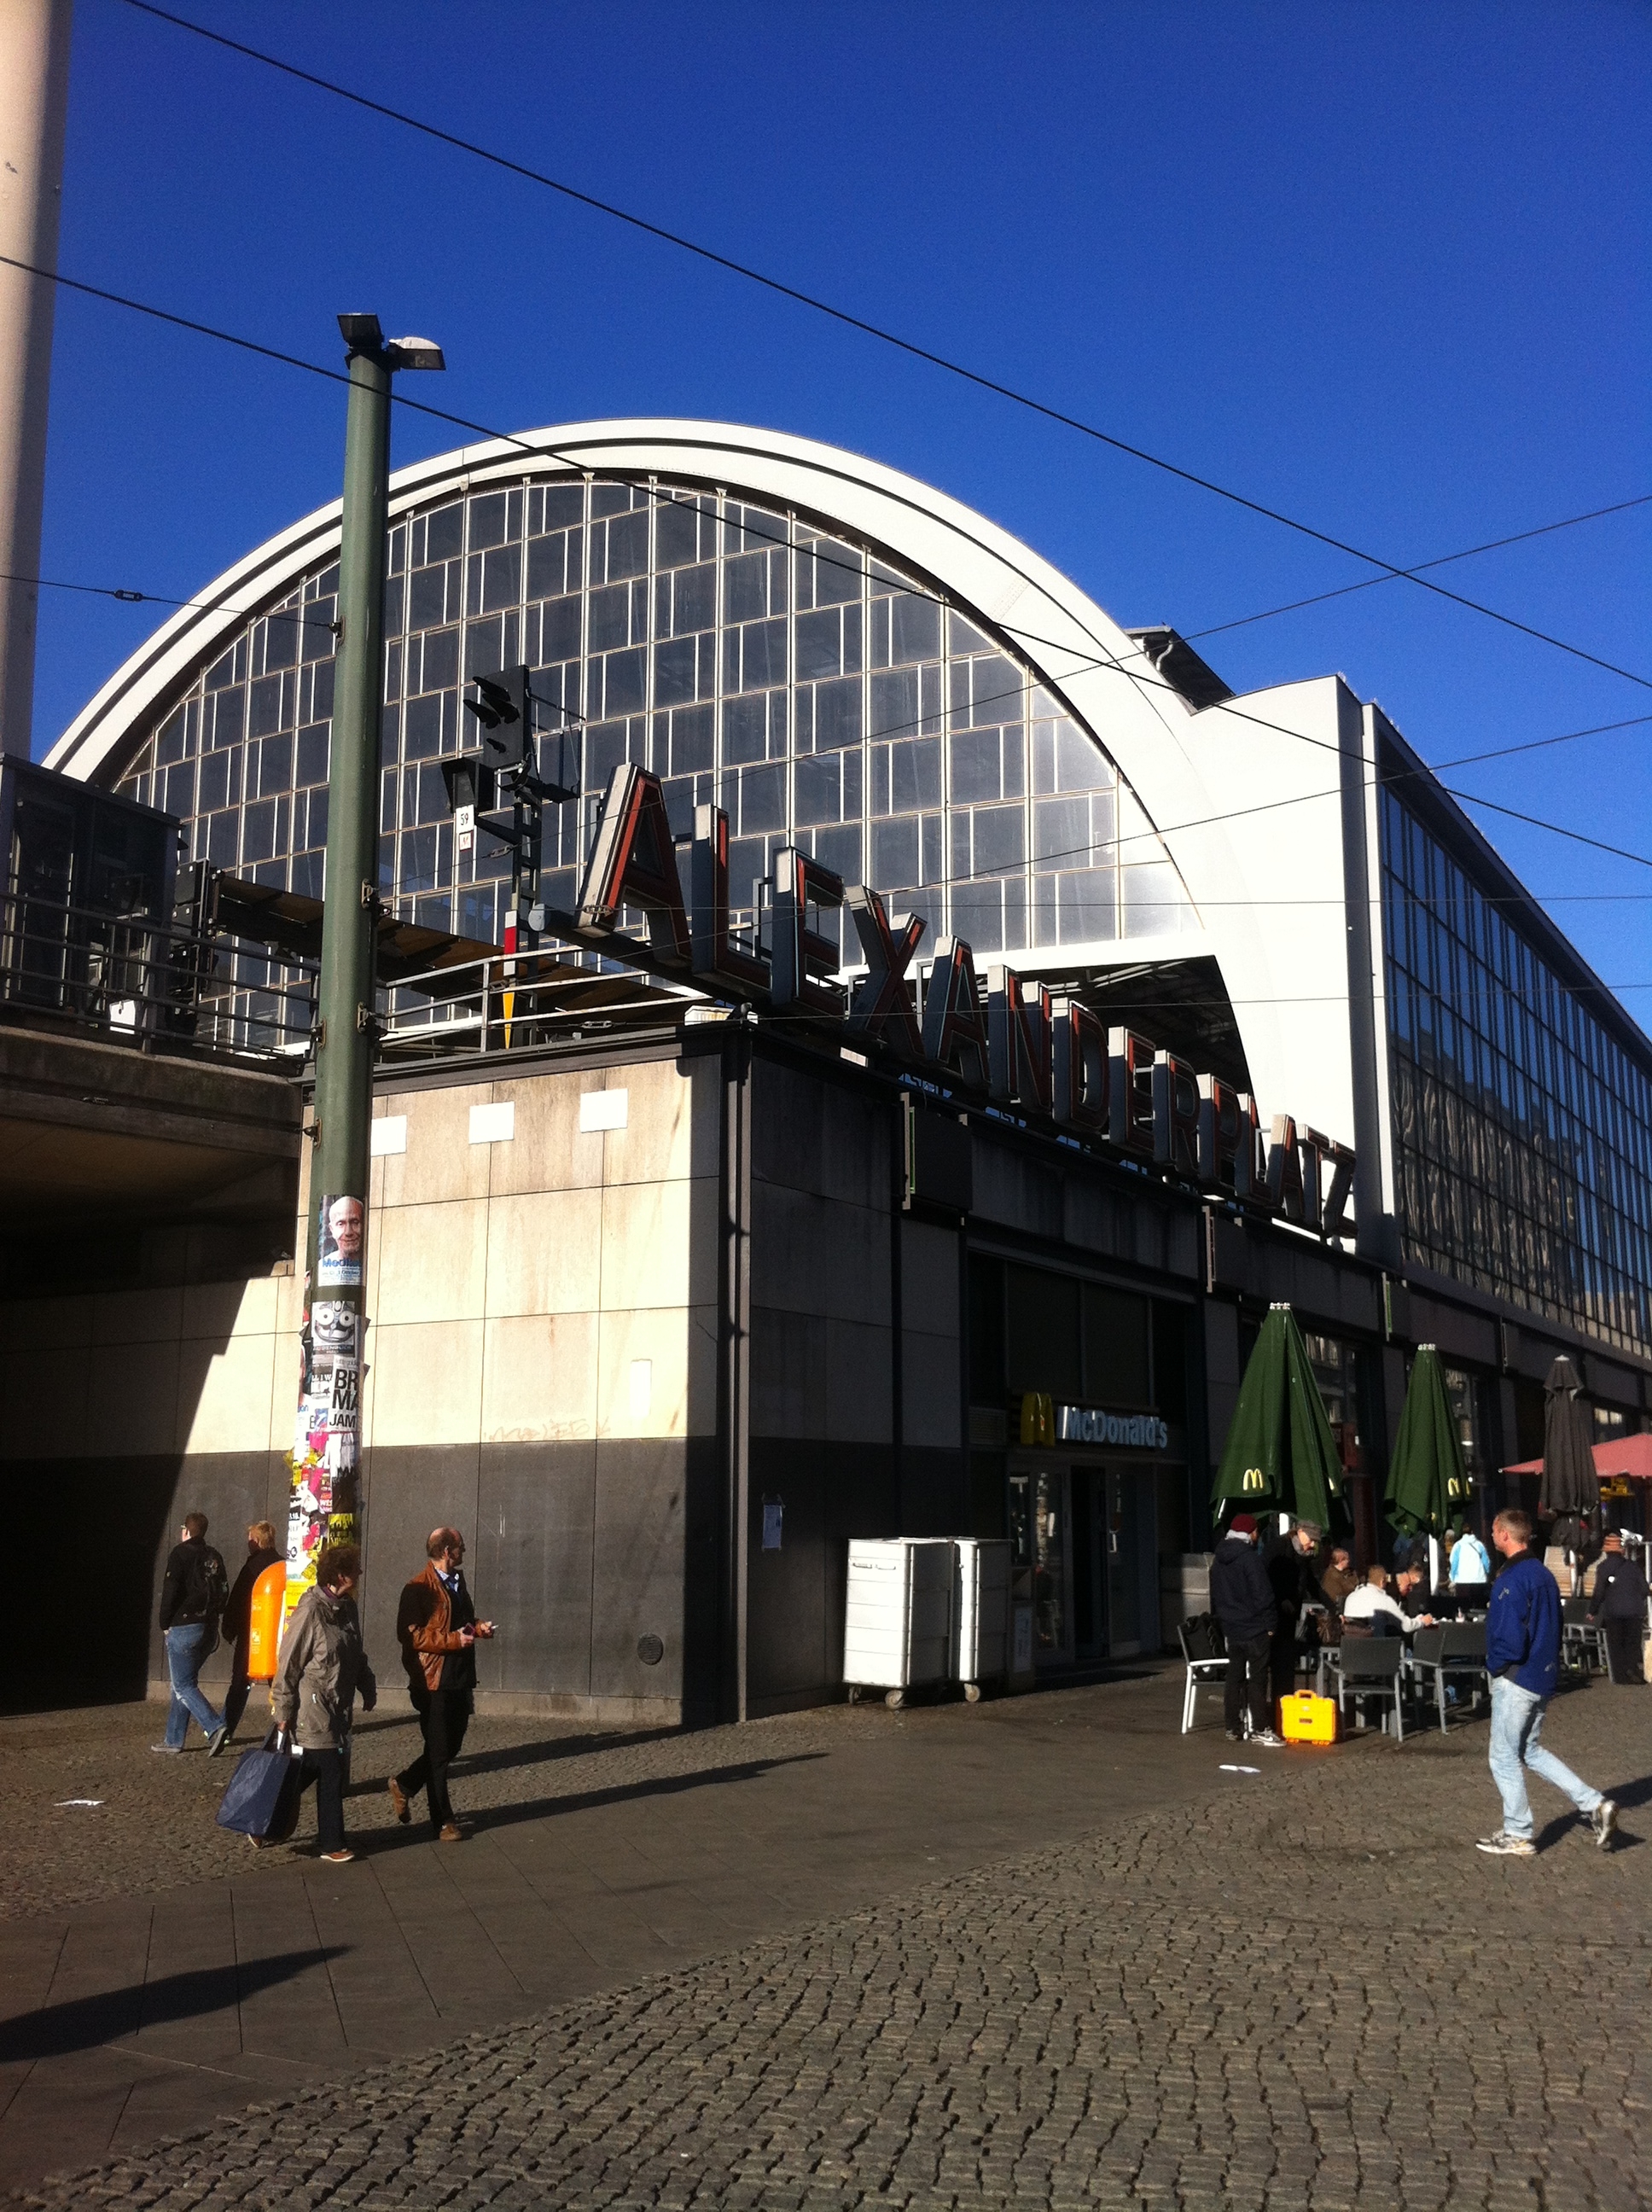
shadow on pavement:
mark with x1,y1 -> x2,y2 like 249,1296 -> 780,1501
341,1725 -> 682,1797
356,1752 -> 829,1853
0,1947 -> 346,2064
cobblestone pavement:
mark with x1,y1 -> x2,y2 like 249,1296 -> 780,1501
9,1678 -> 1648,2212
0,1699 -> 860,1921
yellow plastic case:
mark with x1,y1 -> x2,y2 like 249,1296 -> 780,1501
1278,1691 -> 1338,1744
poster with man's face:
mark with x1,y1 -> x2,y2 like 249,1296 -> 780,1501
317,1192 -> 364,1286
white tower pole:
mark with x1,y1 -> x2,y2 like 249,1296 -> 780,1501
0,0 -> 73,759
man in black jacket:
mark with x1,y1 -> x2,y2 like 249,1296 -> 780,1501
1210,1513 -> 1285,1747
219,1519 -> 284,1746
1587,1533 -> 1648,1685
154,1511 -> 230,1754
1264,1519 -> 1325,1707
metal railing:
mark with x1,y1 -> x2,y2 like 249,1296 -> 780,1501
0,887 -> 317,1062
377,945 -> 695,1057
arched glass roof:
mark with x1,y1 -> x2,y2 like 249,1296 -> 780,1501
107,470 -> 1198,965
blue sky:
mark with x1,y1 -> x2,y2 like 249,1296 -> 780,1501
35,1 -> 1651,993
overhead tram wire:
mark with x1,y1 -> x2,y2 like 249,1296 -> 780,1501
12,236 -> 1652,746
13,258 -> 1651,883
0,566 -> 339,635
110,0 -> 1652,697
24,509 -> 1652,851
1179,495 -> 1652,649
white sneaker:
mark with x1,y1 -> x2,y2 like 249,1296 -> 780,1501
1593,1800 -> 1619,1849
1475,1830 -> 1537,1857
1251,1728 -> 1287,1749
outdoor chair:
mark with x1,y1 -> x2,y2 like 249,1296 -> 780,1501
1178,1613 -> 1228,1733
1561,1596 -> 1605,1677
1329,1637 -> 1406,1742
1409,1622 -> 1487,1732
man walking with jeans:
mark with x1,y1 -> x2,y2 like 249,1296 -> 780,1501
1479,1508 -> 1617,1857
153,1511 -> 229,1754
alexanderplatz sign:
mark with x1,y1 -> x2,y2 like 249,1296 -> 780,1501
560,763 -> 1356,1241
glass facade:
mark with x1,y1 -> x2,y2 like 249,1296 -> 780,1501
1382,786 -> 1652,1356
113,475 -> 1195,966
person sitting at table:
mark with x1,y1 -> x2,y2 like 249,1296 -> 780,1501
1319,1545 -> 1360,1610
1341,1564 -> 1406,1636
1396,1564 -> 1440,1627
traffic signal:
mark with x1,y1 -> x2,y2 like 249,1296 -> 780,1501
439,754 -> 497,817
465,665 -> 530,776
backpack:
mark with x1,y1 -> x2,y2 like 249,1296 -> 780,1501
184,1545 -> 230,1654
1184,1612 -> 1226,1662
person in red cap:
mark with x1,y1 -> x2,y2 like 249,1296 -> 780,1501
1210,1512 -> 1285,1747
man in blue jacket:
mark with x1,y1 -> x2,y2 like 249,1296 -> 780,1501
1478,1509 -> 1616,1857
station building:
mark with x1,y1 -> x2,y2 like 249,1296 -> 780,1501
17,419 -> 1652,1720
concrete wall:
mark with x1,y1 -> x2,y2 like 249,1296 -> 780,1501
1,1272 -> 296,1702
3,1053 -> 721,1721
746,1059 -> 903,1712
350,1055 -> 721,1721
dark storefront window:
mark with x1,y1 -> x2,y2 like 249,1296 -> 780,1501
967,1254 -> 1006,1406
1301,1328 -> 1382,1566
1084,1284 -> 1150,1405
978,1257 -> 1158,1409
1440,1364 -> 1492,1488
1303,1330 -> 1363,1468
1004,1265 -> 1082,1400
1382,780 -> 1652,1357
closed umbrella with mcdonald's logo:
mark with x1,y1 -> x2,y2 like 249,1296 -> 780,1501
1385,1343 -> 1469,1538
1212,1303 -> 1347,1534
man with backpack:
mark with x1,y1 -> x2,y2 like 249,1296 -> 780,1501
154,1511 -> 230,1754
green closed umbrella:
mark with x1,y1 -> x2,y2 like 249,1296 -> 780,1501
1213,1304 -> 1347,1532
1385,1344 -> 1470,1538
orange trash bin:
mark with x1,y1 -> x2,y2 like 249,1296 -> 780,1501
247,1560 -> 288,1681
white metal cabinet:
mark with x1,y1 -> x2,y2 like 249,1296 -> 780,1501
952,1538 -> 1012,1696
843,1538 -> 955,1707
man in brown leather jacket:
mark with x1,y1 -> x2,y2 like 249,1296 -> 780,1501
387,1527 -> 494,1841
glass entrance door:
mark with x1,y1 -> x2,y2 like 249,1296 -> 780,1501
1106,1465 -> 1145,1656
1071,1467 -> 1108,1662
1009,1465 -> 1074,1668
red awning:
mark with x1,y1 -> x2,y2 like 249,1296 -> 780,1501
1500,1433 -> 1652,1481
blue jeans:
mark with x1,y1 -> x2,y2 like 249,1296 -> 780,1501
1488,1676 -> 1601,1839
164,1622 -> 223,1748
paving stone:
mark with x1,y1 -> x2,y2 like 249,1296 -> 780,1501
3,1679 -> 1649,2208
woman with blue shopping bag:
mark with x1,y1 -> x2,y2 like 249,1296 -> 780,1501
268,1542 -> 376,1862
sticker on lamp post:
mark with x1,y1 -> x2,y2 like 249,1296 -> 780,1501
287,1298 -> 361,1609
317,1193 -> 364,1287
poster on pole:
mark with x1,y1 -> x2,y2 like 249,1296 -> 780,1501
317,1192 -> 365,1286
286,1298 -> 362,1609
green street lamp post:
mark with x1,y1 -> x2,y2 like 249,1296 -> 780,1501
284,312 -> 444,1613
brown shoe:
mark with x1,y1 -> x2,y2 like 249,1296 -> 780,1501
438,1822 -> 463,1842
387,1776 -> 410,1825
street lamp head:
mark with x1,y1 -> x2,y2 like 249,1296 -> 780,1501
387,335 -> 445,372
336,311 -> 385,354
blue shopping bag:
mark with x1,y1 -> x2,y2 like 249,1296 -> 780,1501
215,1728 -> 301,1841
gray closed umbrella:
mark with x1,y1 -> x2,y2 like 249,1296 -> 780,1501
1539,1357 -> 1598,1551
